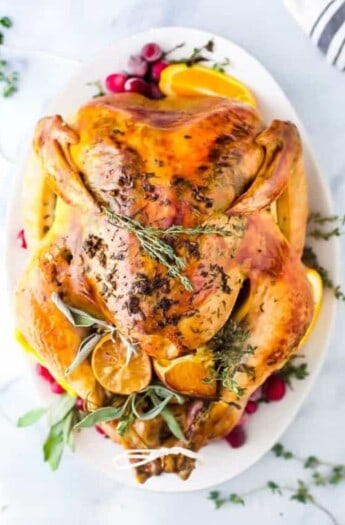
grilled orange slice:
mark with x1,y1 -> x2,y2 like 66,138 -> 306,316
91,334 -> 151,395
159,64 -> 256,106
153,346 -> 216,398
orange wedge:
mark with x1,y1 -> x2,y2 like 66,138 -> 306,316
159,64 -> 256,106
153,346 -> 216,398
91,334 -> 151,395
299,267 -> 323,347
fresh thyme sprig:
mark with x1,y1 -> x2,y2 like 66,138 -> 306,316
278,355 -> 309,387
104,207 -> 244,292
208,443 -> 345,524
0,16 -> 19,97
308,212 -> 345,241
205,319 -> 256,397
167,38 -> 231,71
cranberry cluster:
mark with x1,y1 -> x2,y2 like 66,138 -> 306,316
105,42 -> 168,100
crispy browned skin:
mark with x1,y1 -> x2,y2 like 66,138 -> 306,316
15,94 -> 313,482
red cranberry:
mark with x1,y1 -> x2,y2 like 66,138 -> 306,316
225,426 -> 246,448
76,397 -> 84,411
245,400 -> 258,414
36,363 -> 54,383
141,42 -> 163,62
95,424 -> 106,435
105,73 -> 127,93
124,77 -> 151,97
263,375 -> 286,402
151,59 -> 168,81
17,229 -> 27,249
150,84 -> 164,99
127,55 -> 148,77
50,381 -> 65,395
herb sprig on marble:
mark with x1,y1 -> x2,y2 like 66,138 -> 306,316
0,16 -> 19,97
208,443 -> 345,525
17,394 -> 83,470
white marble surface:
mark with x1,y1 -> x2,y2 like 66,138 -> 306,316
0,1 -> 345,524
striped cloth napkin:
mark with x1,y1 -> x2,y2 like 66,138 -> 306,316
284,0 -> 345,70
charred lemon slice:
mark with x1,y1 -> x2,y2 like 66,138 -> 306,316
91,334 -> 151,395
159,64 -> 256,106
153,346 -> 216,398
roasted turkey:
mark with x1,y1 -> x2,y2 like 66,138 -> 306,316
15,94 -> 314,482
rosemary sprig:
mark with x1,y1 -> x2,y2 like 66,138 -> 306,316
206,319 -> 256,397
104,207 -> 244,292
208,443 -> 345,524
104,208 -> 192,291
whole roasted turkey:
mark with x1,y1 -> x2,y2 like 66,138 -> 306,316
15,94 -> 314,482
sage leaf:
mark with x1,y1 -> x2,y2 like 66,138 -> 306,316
74,405 -> 128,429
43,429 -> 64,471
62,411 -> 75,449
46,394 -> 76,427
131,393 -> 173,420
17,407 -> 46,427
51,292 -> 110,328
0,17 -> 12,28
161,407 -> 187,442
144,385 -> 185,404
65,332 -> 102,376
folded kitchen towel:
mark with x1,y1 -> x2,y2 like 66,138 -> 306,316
284,0 -> 345,70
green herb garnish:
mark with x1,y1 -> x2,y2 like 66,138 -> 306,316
0,16 -> 19,97
0,17 -> 12,28
75,384 -> 187,442
278,355 -> 309,387
206,319 -> 256,397
86,80 -> 105,98
208,443 -> 345,524
104,207 -> 244,292
167,39 -> 231,72
308,212 -> 345,240
51,293 -> 138,374
17,394 -> 82,471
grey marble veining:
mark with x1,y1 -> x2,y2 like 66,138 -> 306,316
0,1 -> 344,524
